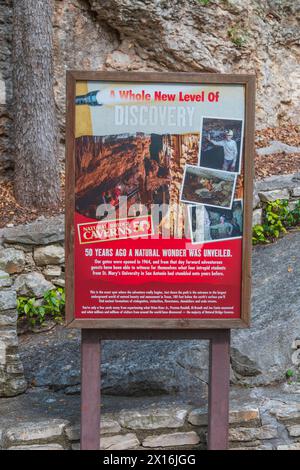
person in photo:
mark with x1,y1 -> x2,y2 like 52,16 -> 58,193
209,214 -> 233,239
207,129 -> 238,172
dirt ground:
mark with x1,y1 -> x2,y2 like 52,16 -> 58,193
0,125 -> 299,228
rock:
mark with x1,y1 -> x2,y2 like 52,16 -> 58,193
118,407 -> 187,430
65,424 -> 80,441
0,289 -> 16,310
2,215 -> 65,245
231,231 -> 300,386
33,245 -> 65,266
287,425 -> 300,437
101,340 -> 208,396
43,266 -> 62,279
0,270 -> 12,288
255,174 -> 300,192
65,418 -> 121,441
270,403 -> 300,425
188,407 -> 260,428
252,208 -> 262,227
291,187 -> 300,197
14,272 -> 54,298
142,431 -> 200,448
288,200 -> 298,211
8,444 -> 65,450
0,309 -> 17,327
5,419 -> 68,444
277,443 -> 300,450
0,248 -> 25,274
230,348 -> 261,377
100,433 -> 140,450
64,385 -> 81,395
229,424 -> 277,442
87,0 -> 300,130
72,443 -> 80,450
52,278 -> 65,288
258,189 -> 289,203
256,141 -> 300,156
101,418 -> 121,435
252,189 -> 260,209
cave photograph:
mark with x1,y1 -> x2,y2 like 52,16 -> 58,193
74,132 -> 199,231
180,165 -> 237,209
189,200 -> 243,244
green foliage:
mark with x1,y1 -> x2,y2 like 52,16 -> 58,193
286,369 -> 294,379
227,26 -> 247,47
17,287 -> 65,327
253,199 -> 300,245
197,0 -> 211,5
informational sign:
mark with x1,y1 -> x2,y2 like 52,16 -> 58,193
65,72 -> 255,328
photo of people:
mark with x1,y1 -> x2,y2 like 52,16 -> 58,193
180,165 -> 237,209
189,200 -> 243,244
199,117 -> 243,173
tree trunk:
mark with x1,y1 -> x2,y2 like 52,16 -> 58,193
12,0 -> 60,208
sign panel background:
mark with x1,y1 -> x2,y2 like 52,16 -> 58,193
65,72 -> 255,329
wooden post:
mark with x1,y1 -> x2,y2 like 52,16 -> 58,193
80,330 -> 101,450
208,329 -> 231,450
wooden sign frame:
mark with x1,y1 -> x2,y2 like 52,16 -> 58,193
65,71 -> 255,330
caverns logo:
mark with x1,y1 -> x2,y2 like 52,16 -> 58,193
77,215 -> 153,245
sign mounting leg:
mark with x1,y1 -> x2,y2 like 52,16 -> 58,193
208,329 -> 231,450
80,329 -> 101,450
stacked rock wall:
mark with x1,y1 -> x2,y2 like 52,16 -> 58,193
2,400 -> 300,450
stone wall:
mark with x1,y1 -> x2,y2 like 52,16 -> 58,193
252,173 -> 300,226
0,215 -> 65,396
0,0 -> 300,173
2,400 -> 300,450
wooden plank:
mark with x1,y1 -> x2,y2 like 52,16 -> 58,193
241,76 -> 256,327
68,70 -> 255,85
68,318 -> 248,330
208,329 -> 231,450
80,330 -> 101,450
65,71 -> 76,325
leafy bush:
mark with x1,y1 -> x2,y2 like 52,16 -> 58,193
17,287 -> 65,327
253,199 -> 300,245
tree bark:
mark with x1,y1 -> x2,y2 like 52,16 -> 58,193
12,0 -> 60,208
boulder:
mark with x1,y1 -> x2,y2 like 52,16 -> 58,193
14,272 -> 54,298
258,189 -> 289,202
256,141 -> 300,156
142,431 -> 200,448
2,215 -> 65,246
5,419 -> 68,445
8,444 -> 65,450
0,289 -> 16,310
100,433 -> 139,450
0,248 -> 25,274
0,270 -> 12,288
231,231 -> 300,386
43,266 -> 62,279
255,174 -> 300,192
33,245 -> 65,266
229,424 -> 277,442
118,407 -> 188,430
252,208 -> 262,226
